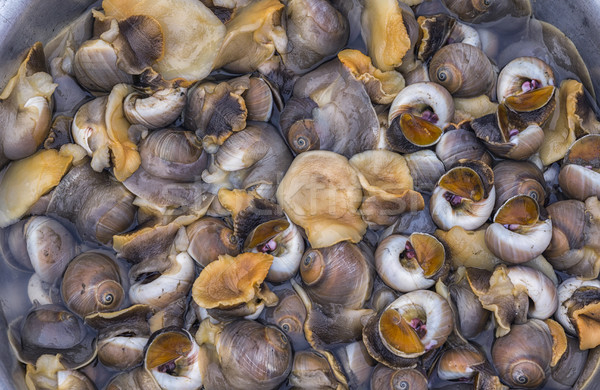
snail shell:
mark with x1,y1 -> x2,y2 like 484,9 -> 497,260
497,56 -> 555,106
212,320 -> 293,390
124,88 -> 187,129
61,251 -> 125,318
129,251 -> 195,309
46,163 -> 137,245
442,0 -> 493,22
370,364 -> 428,390
85,304 -> 152,371
555,278 -> 600,342
288,350 -> 341,389
0,216 -> 78,284
545,197 -> 600,279
106,367 -> 160,390
73,39 -> 133,92
144,327 -> 206,390
387,82 -> 454,152
429,43 -> 496,98
248,218 -> 305,283
493,160 -> 546,209
375,233 -> 446,292
430,162 -> 496,231
8,304 -> 97,369
492,319 -> 552,388
558,135 -> 600,201
186,217 -> 239,268
377,290 -> 453,359
404,150 -> 446,193
281,0 -> 349,74
300,241 -> 374,309
448,269 -> 490,339
243,76 -> 277,122
437,346 -> 486,381
264,286 -> 309,351
435,128 -> 491,170
485,195 -> 553,264
138,128 -> 207,182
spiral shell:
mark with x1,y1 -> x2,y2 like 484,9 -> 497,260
144,327 -> 205,390
370,364 -> 427,390
435,128 -> 491,170
545,197 -> 600,279
485,195 -> 552,264
186,217 -> 239,268
300,241 -> 373,309
212,320 -> 293,390
492,319 -> 552,388
61,251 -> 125,317
429,43 -> 496,98
493,160 -> 546,208
387,82 -> 454,152
73,39 -> 133,92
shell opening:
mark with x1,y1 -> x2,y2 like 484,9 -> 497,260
135,271 -> 161,285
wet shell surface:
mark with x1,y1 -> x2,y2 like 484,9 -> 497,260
2,3 -> 600,390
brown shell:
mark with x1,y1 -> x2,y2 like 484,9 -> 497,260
138,128 -> 206,182
186,217 -> 239,267
214,320 -> 292,390
545,200 -> 585,259
492,319 -> 553,388
8,304 -> 97,369
370,364 -> 428,390
429,43 -> 496,98
493,160 -> 547,209
61,252 -> 125,318
435,127 -> 491,170
559,135 -> 600,201
300,241 -> 373,310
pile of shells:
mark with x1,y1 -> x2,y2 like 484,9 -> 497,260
1,0 -> 600,389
